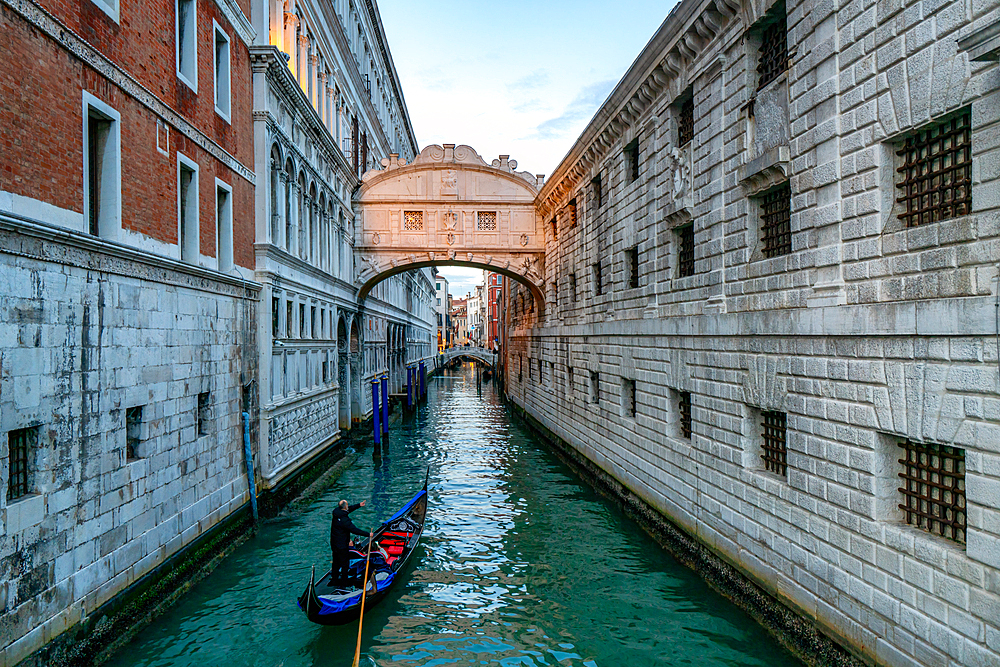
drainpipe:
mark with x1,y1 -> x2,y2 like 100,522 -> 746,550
371,378 -> 381,446
381,373 -> 389,435
242,411 -> 258,524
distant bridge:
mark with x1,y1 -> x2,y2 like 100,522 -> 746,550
440,347 -> 497,367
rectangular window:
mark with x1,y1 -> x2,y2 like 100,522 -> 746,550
299,303 -> 306,337
322,360 -> 329,383
677,224 -> 695,277
898,440 -> 966,543
623,378 -> 636,418
627,246 -> 639,289
590,371 -> 600,404
593,262 -> 602,296
679,391 -> 692,439
321,308 -> 326,339
213,22 -> 231,121
759,183 -> 792,258
83,93 -> 121,240
567,198 -> 577,226
6,427 -> 36,501
537,358 -> 542,383
272,296 -> 280,338
286,301 -> 294,338
311,306 -> 318,338
403,210 -> 424,231
569,273 -> 577,302
592,174 -> 603,208
125,406 -> 143,462
756,5 -> 788,91
176,0 -> 197,91
518,355 -> 523,382
895,110 -> 972,227
567,366 -> 574,394
197,391 -> 211,436
477,211 -> 497,231
760,411 -> 787,477
678,97 -> 695,146
550,218 -> 558,239
216,179 -> 233,273
178,153 -> 199,263
624,137 -> 640,183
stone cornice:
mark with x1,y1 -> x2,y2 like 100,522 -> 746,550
2,0 -> 255,186
213,0 -> 255,46
536,0 -> 740,216
1,211 -> 261,297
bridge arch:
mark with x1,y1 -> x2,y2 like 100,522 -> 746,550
355,144 -> 547,309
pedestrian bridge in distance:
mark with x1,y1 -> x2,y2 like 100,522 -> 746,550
355,144 -> 547,308
440,347 -> 497,367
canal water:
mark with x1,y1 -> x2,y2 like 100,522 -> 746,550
112,363 -> 802,667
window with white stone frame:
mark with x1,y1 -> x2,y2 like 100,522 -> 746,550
215,179 -> 233,273
176,0 -> 197,92
177,153 -> 199,263
83,92 -> 121,241
213,22 -> 231,122
90,0 -> 118,23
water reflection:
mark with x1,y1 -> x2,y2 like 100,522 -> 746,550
112,364 -> 801,667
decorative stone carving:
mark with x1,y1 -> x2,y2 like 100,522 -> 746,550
667,147 -> 691,199
441,170 -> 458,196
443,209 -> 458,230
446,233 -> 456,246
371,232 -> 380,245
520,234 -> 529,247
361,255 -> 380,275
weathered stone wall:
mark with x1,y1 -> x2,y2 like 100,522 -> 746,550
512,0 -> 1000,665
0,218 -> 259,665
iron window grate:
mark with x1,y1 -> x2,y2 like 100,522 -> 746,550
678,224 -> 695,277
403,211 -> 424,231
678,97 -> 695,146
760,184 -> 792,258
895,110 -> 972,228
477,211 -> 497,231
7,427 -> 35,501
757,10 -> 788,91
567,198 -> 578,226
761,411 -> 787,477
592,174 -> 603,208
593,262 -> 603,295
625,379 -> 637,418
628,246 -> 640,289
679,392 -> 692,439
625,138 -> 640,183
898,440 -> 966,543
126,406 -> 143,462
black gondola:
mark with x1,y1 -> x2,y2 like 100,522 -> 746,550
297,471 -> 429,625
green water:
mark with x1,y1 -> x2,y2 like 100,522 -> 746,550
111,364 -> 802,667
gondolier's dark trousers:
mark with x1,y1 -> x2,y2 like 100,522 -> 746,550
332,546 -> 351,584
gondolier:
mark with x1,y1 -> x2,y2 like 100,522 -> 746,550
331,499 -> 368,585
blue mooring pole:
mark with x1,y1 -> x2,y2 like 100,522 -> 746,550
241,411 -> 258,523
419,362 -> 426,401
381,373 -> 389,435
406,365 -> 413,410
371,378 -> 381,445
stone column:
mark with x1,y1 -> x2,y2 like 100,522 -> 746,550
317,72 -> 327,124
270,0 -> 284,51
297,34 -> 309,90
288,181 -> 299,257
326,85 -> 335,136
308,53 -> 318,107
283,13 -> 298,76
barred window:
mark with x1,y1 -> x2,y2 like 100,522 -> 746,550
286,301 -> 293,338
299,303 -> 306,337
197,391 -> 211,437
679,391 -> 692,439
756,7 -> 788,91
7,427 -> 36,501
403,210 -> 423,231
627,246 -> 640,289
760,410 -> 787,477
593,261 -> 603,295
623,378 -> 637,418
760,183 -> 792,258
625,138 -> 640,183
567,366 -> 574,394
567,198 -> 577,226
898,440 -> 966,543
590,371 -> 600,403
678,97 -> 695,146
125,406 -> 143,462
592,174 -> 603,208
677,224 -> 695,277
569,273 -> 577,301
895,110 -> 972,228
272,296 -> 280,338
477,211 -> 497,231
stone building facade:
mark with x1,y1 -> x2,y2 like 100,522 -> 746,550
0,0 -> 260,661
507,0 -> 1000,665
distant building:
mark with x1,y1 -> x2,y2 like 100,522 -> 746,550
486,272 -> 503,350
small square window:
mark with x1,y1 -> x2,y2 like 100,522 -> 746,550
477,211 -> 497,231
403,211 -> 424,231
898,439 -> 966,543
677,224 -> 695,277
624,138 -> 640,183
759,183 -> 792,258
126,406 -> 143,462
627,246 -> 640,289
760,411 -> 787,477
197,392 -> 211,437
6,426 -> 37,501
895,110 -> 972,227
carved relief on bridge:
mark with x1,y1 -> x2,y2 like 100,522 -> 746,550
355,144 -> 547,305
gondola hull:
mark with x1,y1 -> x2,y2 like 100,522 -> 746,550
298,477 -> 428,625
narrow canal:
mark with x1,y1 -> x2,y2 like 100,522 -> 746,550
112,363 -> 803,667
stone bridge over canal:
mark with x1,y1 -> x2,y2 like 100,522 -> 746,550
355,144 -> 548,306
440,346 -> 497,367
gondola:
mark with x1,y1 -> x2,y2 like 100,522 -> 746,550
297,471 -> 429,625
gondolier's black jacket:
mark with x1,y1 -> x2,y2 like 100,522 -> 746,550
330,503 -> 368,550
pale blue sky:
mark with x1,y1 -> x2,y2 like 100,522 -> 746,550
377,0 -> 678,297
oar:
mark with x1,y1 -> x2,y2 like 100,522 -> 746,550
351,531 -> 375,667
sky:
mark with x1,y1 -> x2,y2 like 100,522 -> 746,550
376,0 -> 677,298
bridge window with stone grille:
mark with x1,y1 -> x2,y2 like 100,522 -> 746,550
6,426 -> 36,501
677,224 -> 695,277
756,5 -> 788,91
895,110 -> 972,227
477,211 -> 497,231
760,410 -> 787,477
759,183 -> 792,258
678,96 -> 695,146
403,210 -> 423,231
898,440 -> 966,543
